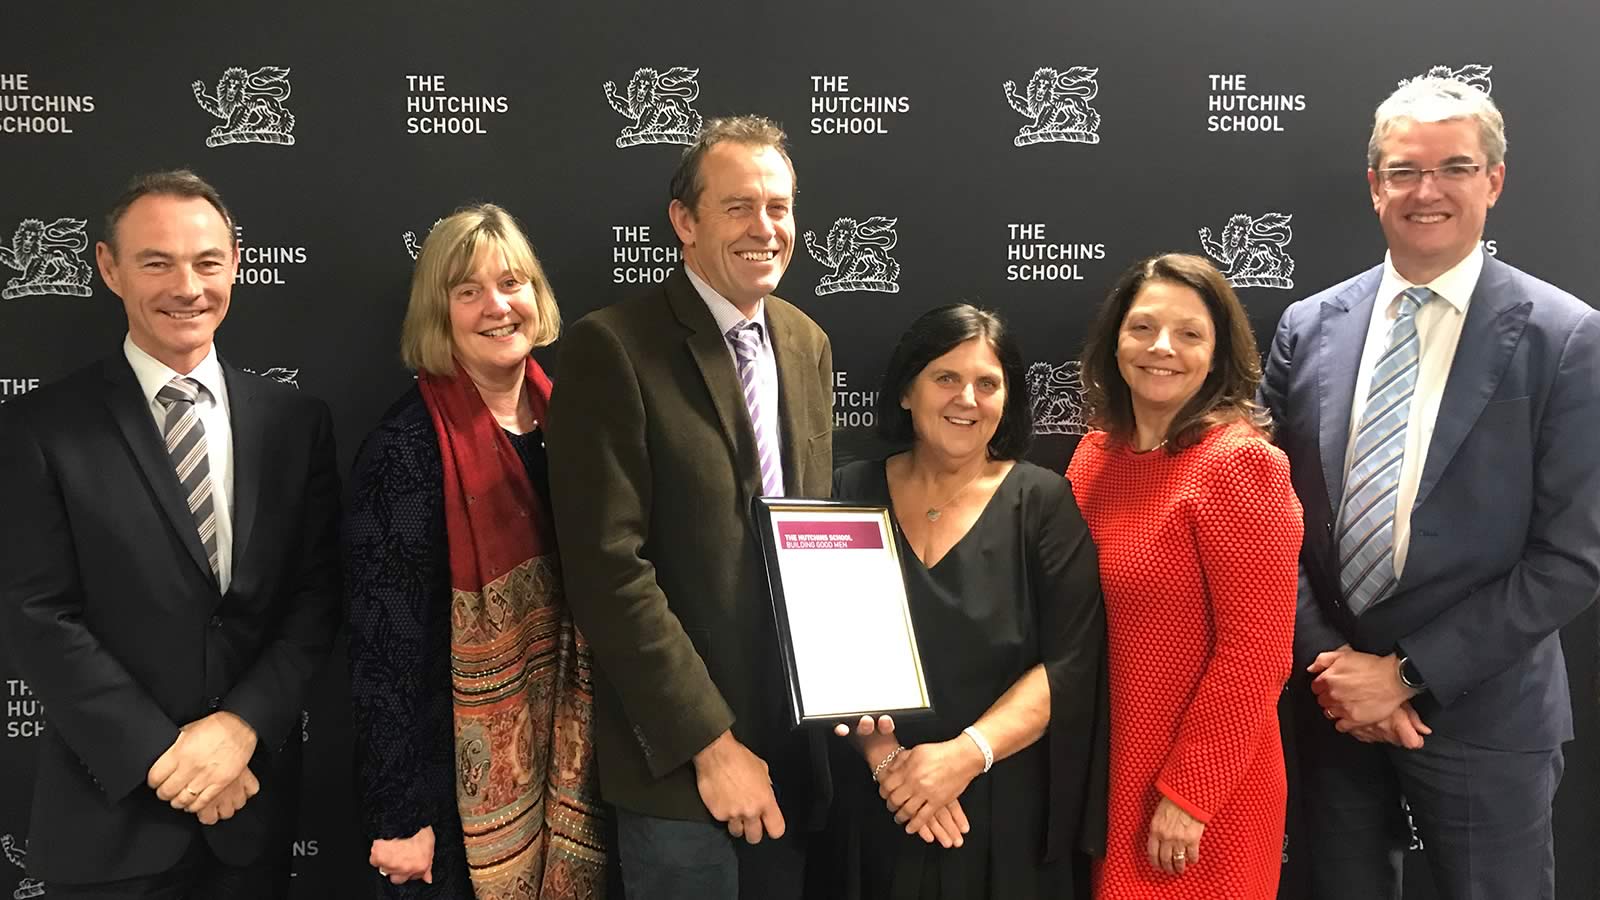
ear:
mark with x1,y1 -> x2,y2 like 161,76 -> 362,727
94,241 -> 121,295
667,199 -> 697,246
1485,162 -> 1506,208
1367,168 -> 1382,212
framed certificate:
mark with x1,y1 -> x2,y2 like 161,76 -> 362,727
752,498 -> 934,728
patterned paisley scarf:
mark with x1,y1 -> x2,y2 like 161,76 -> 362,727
419,358 -> 605,899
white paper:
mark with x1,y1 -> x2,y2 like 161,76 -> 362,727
768,508 -> 929,719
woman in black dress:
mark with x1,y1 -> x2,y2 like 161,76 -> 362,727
343,204 -> 604,898
824,304 -> 1107,900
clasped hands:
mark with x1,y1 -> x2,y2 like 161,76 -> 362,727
1308,644 -> 1431,749
841,715 -> 976,850
145,710 -> 259,825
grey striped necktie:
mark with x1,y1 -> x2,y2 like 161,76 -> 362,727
156,377 -> 220,579
1337,286 -> 1432,614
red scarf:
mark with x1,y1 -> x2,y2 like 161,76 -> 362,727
419,358 -> 605,900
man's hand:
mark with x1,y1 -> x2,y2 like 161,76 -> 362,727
876,739 -> 983,838
147,711 -> 259,813
194,766 -> 260,825
370,825 -> 434,885
1147,796 -> 1205,876
1348,701 -> 1432,749
693,731 -> 785,844
1308,646 -> 1415,728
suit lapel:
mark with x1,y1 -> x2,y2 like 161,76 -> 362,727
666,273 -> 761,504
764,299 -> 811,496
1317,268 -> 1383,513
102,357 -> 217,586
224,361 -> 264,580
1412,257 -> 1529,510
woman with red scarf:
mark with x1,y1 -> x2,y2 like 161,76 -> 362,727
344,204 -> 604,899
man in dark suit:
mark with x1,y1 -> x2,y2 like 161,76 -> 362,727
1262,78 -> 1600,899
0,170 -> 341,898
546,116 -> 833,900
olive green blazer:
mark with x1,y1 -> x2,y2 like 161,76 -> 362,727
546,270 -> 833,821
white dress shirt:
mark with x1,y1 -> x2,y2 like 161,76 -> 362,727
685,267 -> 786,493
124,335 -> 235,592
1342,246 -> 1484,579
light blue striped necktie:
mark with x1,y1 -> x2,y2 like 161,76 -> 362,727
1338,286 -> 1433,615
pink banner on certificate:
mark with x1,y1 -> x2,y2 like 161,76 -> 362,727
777,520 -> 885,550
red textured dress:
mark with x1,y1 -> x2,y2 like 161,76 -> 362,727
1067,422 -> 1301,900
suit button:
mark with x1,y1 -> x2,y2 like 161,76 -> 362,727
209,615 -> 223,628
207,696 -> 222,711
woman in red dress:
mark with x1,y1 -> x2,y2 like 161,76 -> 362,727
1067,253 -> 1301,899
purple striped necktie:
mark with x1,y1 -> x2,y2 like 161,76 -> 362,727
727,321 -> 784,497
155,376 -> 221,579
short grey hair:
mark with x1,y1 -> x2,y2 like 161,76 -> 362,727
1368,76 -> 1506,169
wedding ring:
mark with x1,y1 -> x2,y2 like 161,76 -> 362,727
379,869 -> 388,877
184,788 -> 200,796
1324,708 -> 1337,720
1173,851 -> 1186,861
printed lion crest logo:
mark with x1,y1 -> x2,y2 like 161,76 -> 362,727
603,67 -> 704,147
804,216 -> 901,296
1004,67 -> 1102,146
1198,212 -> 1296,290
403,218 -> 444,260
192,66 -> 297,147
1027,361 -> 1089,437
1399,63 -> 1492,94
0,218 -> 94,300
243,367 -> 300,388
2,834 -> 44,900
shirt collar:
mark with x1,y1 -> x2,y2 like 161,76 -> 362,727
1377,244 -> 1484,318
685,265 -> 768,341
122,335 -> 226,407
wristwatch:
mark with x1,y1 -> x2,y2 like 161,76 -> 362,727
1397,655 -> 1427,692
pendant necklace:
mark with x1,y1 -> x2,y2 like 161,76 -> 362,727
924,465 -> 988,522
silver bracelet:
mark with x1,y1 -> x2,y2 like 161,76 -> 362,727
962,725 -> 994,773
871,745 -> 906,782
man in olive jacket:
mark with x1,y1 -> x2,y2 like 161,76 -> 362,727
546,116 -> 833,900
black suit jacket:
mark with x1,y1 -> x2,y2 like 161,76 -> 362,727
0,353 -> 341,883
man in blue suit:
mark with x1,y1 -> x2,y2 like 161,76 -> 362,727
1262,77 -> 1600,899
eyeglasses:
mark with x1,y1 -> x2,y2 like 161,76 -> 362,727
1375,163 -> 1483,190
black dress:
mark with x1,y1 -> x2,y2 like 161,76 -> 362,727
819,459 -> 1108,900
343,387 -> 549,899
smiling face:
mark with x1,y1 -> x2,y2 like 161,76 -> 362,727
901,337 -> 1007,462
1369,117 -> 1504,283
96,194 -> 237,374
669,141 -> 795,314
447,246 -> 540,383
1116,279 -> 1216,428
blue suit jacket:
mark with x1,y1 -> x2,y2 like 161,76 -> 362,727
1261,255 -> 1600,751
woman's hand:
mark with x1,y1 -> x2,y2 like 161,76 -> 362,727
877,739 -> 984,837
370,825 -> 434,884
1146,797 -> 1204,876
834,714 -> 896,738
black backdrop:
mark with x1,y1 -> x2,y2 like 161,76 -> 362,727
2,2 -> 1596,897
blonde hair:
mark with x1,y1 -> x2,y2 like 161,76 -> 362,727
400,203 -> 561,375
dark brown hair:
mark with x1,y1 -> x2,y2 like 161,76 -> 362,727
875,303 -> 1034,460
669,115 -> 795,214
1080,252 -> 1269,452
103,169 -> 235,255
